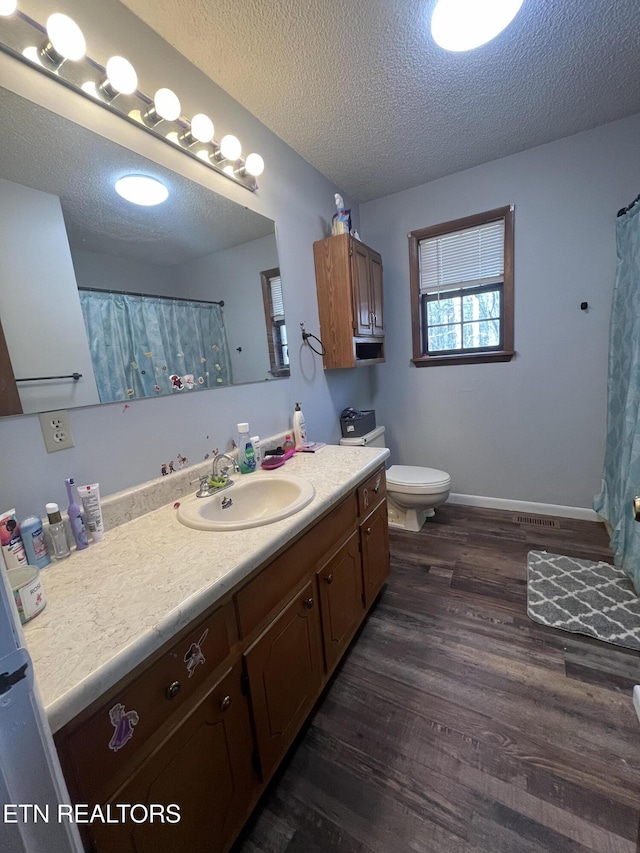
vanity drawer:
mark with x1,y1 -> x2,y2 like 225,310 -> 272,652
236,493 -> 357,638
357,466 -> 386,518
63,603 -> 231,801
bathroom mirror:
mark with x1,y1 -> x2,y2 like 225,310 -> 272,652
0,86 -> 288,416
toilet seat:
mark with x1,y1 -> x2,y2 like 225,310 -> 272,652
386,465 -> 452,495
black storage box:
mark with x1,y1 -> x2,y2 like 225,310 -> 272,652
340,409 -> 376,439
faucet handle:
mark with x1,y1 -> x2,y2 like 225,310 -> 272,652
195,475 -> 212,498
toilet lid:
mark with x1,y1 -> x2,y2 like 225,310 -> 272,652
387,465 -> 451,490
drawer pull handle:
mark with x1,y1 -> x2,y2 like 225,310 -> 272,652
325,574 -> 334,584
165,681 -> 181,700
304,597 -> 314,609
220,695 -> 232,712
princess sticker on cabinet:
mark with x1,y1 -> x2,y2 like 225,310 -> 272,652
183,628 -> 209,677
108,702 -> 140,752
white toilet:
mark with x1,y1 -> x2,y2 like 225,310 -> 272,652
339,426 -> 451,532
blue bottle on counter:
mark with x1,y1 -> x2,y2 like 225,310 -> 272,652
19,516 -> 51,569
237,423 -> 256,474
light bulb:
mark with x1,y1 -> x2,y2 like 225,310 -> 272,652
45,13 -> 86,61
245,153 -> 264,177
115,176 -> 168,207
153,88 -> 181,121
22,46 -> 43,66
190,113 -> 214,144
0,0 -> 17,16
81,81 -> 99,99
223,164 -> 236,176
431,0 -> 523,51
220,134 -> 241,160
105,56 -> 137,95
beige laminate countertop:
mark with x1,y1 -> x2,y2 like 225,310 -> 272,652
22,445 -> 389,734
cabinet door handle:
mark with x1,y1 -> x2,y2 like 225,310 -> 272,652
165,681 -> 181,700
304,597 -> 314,609
220,695 -> 232,712
325,574 -> 334,584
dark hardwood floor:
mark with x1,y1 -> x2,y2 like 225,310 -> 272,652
234,505 -> 640,853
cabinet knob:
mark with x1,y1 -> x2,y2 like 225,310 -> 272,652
165,681 -> 181,700
365,527 -> 372,535
220,694 -> 232,712
373,478 -> 381,494
325,574 -> 334,584
304,597 -> 314,609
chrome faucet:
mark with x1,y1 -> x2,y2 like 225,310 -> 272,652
212,453 -> 240,484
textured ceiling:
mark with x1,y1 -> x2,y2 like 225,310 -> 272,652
0,88 -> 274,266
119,0 -> 640,202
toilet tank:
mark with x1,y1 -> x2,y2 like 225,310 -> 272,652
339,426 -> 386,447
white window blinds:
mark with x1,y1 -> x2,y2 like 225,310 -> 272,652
270,276 -> 285,320
419,218 -> 505,295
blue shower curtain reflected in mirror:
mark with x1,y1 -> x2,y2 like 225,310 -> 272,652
79,290 -> 232,403
594,200 -> 640,593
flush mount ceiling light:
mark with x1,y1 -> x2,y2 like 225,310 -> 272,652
115,175 -> 168,206
431,0 -> 524,52
42,13 -> 86,66
0,9 -> 264,190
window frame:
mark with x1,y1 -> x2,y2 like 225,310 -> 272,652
260,267 -> 290,378
409,206 -> 514,367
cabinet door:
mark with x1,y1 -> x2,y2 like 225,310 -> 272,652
361,501 -> 390,609
369,251 -> 385,337
244,579 -> 323,780
317,532 -> 364,673
351,240 -> 373,336
90,664 -> 256,853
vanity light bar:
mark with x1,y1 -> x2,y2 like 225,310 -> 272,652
0,8 -> 264,191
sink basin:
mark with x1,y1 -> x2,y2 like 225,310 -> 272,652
177,473 -> 316,531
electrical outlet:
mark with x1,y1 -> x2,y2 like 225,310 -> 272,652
39,410 -> 75,453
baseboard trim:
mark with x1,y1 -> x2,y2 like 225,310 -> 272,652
447,493 -> 601,522
633,686 -> 640,725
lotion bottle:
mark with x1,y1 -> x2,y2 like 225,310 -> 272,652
65,478 -> 88,551
293,402 -> 307,449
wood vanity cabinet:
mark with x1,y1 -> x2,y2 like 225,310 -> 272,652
313,233 -> 385,369
55,465 -> 390,853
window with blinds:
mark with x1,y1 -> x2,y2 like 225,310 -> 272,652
260,268 -> 290,376
409,207 -> 514,366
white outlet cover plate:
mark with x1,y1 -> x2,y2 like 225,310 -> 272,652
38,410 -> 75,453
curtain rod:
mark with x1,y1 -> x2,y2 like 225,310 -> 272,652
78,286 -> 224,307
617,193 -> 640,218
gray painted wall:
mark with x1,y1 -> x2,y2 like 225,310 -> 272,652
360,114 -> 640,509
0,0 -> 370,521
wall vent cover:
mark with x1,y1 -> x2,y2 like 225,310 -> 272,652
515,514 -> 560,528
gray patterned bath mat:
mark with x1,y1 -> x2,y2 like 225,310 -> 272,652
527,551 -> 640,652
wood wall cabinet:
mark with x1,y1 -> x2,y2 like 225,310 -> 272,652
55,465 -> 390,853
313,233 -> 385,369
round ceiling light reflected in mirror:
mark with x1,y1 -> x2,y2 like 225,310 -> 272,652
431,0 -> 524,51
115,175 -> 169,206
